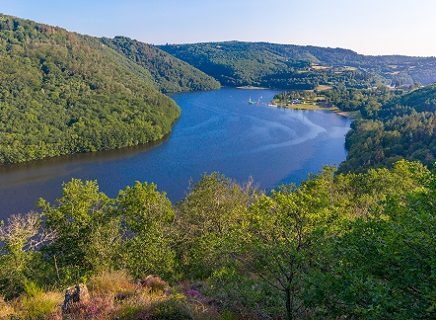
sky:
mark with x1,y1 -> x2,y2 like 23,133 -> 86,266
0,0 -> 435,56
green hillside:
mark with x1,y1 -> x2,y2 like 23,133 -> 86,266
160,41 -> 436,89
0,15 -> 180,165
340,84 -> 436,172
389,83 -> 436,113
102,36 -> 220,93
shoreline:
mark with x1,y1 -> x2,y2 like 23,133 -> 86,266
237,85 -> 268,90
271,101 -> 352,117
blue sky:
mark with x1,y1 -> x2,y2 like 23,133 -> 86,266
0,0 -> 435,56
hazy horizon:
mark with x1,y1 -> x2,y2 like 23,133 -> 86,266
0,0 -> 435,57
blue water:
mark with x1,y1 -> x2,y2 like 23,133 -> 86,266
0,89 -> 351,218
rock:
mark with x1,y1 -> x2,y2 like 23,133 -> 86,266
62,284 -> 90,313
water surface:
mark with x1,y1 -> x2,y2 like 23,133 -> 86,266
0,89 -> 351,218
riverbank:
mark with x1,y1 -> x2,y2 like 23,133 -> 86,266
271,101 -> 352,117
237,85 -> 268,90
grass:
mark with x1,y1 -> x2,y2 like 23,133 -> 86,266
315,85 -> 333,91
282,103 -> 339,112
89,270 -> 136,296
0,296 -> 16,319
0,271 -> 257,319
19,291 -> 63,320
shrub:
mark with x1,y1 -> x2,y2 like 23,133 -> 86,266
147,298 -> 193,320
116,297 -> 194,320
139,276 -> 168,293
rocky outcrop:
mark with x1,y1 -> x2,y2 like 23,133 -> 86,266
62,284 -> 90,313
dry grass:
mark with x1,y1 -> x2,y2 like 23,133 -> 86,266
0,296 -> 16,319
88,270 -> 137,297
315,85 -> 333,91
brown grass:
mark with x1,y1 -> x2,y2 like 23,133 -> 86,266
89,270 -> 137,297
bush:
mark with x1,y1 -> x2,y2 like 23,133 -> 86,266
139,276 -> 168,293
116,297 -> 194,320
147,298 -> 193,320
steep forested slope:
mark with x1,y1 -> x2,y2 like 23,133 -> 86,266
102,36 -> 220,93
340,84 -> 436,172
0,15 -> 180,164
160,41 -> 436,88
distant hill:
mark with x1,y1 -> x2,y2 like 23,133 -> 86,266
160,41 -> 436,89
0,14 -> 180,164
102,36 -> 220,93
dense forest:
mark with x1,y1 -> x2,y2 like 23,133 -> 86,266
101,37 -> 220,93
340,84 -> 435,171
0,160 -> 434,319
161,41 -> 436,89
160,42 -> 381,90
0,15 -> 181,165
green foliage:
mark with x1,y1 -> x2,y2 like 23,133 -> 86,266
161,42 -> 380,90
340,85 -> 436,172
103,36 -> 221,93
305,165 -> 435,319
40,179 -> 119,284
0,161 -> 433,319
0,14 -> 180,165
0,213 -> 47,299
175,173 -> 254,279
160,41 -> 436,89
116,182 -> 176,279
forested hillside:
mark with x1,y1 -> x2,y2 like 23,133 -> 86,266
160,41 -> 436,89
0,15 -> 180,165
340,84 -> 436,171
102,36 -> 220,93
0,161 -> 433,319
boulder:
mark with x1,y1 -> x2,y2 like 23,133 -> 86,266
62,284 -> 90,313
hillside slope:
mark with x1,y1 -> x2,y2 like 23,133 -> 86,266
340,84 -> 436,172
102,36 -> 220,93
160,41 -> 436,89
0,14 -> 180,165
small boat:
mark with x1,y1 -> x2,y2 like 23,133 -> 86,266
248,98 -> 256,105
268,103 -> 277,107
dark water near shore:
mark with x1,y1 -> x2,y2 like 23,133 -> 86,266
0,89 -> 351,218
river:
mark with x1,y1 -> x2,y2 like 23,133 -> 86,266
0,88 -> 351,218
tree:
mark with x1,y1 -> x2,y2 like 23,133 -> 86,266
39,179 -> 118,284
174,173 -> 254,279
0,213 -> 53,299
244,168 -> 337,320
304,163 -> 435,319
115,182 -> 175,279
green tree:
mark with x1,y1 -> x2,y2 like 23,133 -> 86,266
175,173 -> 254,279
115,182 -> 175,279
39,180 -> 118,284
0,213 -> 53,299
244,168 -> 337,320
